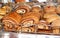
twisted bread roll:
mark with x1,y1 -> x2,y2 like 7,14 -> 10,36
2,12 -> 22,31
44,13 -> 60,23
15,5 -> 30,15
21,12 -> 41,27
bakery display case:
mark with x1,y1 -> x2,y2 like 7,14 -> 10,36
0,0 -> 60,38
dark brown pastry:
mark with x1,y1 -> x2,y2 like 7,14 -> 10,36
2,12 -> 22,32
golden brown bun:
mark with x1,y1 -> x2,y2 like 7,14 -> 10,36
57,5 -> 60,14
52,19 -> 60,28
44,13 -> 60,23
15,5 -> 30,14
44,6 -> 56,13
2,12 -> 22,31
21,12 -> 41,27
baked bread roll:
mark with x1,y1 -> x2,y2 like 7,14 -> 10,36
52,19 -> 60,27
15,5 -> 30,15
57,5 -> 60,14
2,12 -> 22,32
44,13 -> 60,23
44,5 -> 56,13
52,19 -> 60,34
21,12 -> 41,27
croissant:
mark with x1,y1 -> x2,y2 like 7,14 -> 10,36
44,13 -> 60,23
15,5 -> 30,15
2,12 -> 22,31
44,5 -> 56,13
21,12 -> 41,27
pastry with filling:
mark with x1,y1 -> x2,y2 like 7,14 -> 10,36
2,12 -> 22,31
21,12 -> 41,27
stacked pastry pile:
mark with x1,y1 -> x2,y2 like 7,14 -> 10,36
1,2 -> 60,34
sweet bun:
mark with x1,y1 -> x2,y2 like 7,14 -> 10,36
57,5 -> 60,14
44,13 -> 60,23
44,5 -> 56,13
